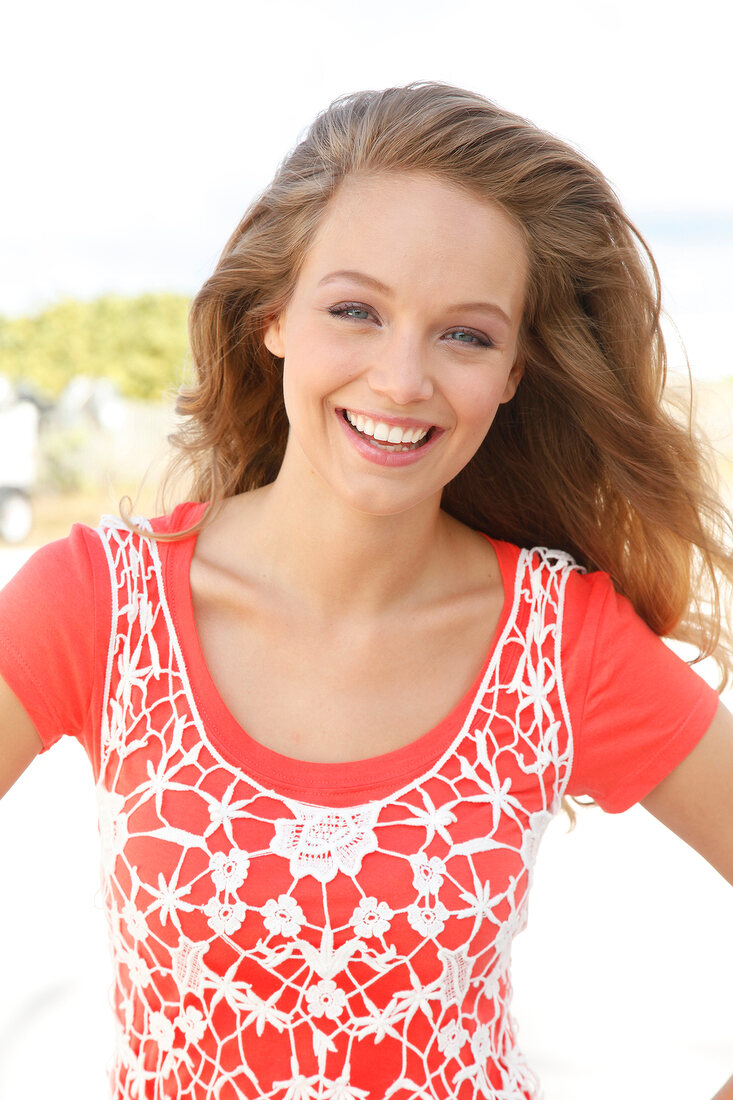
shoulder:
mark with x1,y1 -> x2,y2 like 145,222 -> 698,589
489,537 -> 629,645
0,521 -> 108,751
490,537 -> 587,579
95,499 -> 209,548
493,538 -> 596,597
0,520 -> 104,600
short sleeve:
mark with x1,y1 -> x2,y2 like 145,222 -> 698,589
0,522 -> 110,761
562,568 -> 720,813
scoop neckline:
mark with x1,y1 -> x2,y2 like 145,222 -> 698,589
161,500 -> 520,802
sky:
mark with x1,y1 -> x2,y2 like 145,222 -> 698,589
2,0 -> 732,376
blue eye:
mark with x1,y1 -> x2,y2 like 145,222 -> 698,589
445,329 -> 492,348
329,304 -> 373,322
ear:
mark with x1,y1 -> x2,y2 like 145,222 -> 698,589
263,313 -> 286,359
499,356 -> 525,404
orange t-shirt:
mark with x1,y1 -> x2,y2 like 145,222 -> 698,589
0,502 -> 719,1099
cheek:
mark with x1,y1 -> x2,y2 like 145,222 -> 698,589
282,340 -> 364,415
458,376 -> 509,434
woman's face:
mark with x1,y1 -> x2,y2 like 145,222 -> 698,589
264,171 -> 528,517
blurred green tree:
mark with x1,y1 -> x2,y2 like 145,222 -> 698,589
0,294 -> 192,401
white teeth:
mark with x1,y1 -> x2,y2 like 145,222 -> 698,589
343,410 -> 431,447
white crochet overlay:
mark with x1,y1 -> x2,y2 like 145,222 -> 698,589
94,514 -> 581,1099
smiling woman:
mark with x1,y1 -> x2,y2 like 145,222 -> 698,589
0,81 -> 732,1100
260,172 -> 526,512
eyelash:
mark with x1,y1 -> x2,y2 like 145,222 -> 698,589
328,303 -> 494,349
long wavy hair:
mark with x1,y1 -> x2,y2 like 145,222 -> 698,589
120,81 -> 733,819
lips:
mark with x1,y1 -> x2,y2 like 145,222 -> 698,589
335,407 -> 444,467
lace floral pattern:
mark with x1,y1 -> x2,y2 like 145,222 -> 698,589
94,514 -> 581,1099
270,804 -> 381,883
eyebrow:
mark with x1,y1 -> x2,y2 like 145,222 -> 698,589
317,269 -> 513,328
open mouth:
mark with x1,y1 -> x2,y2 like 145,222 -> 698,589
340,409 -> 436,453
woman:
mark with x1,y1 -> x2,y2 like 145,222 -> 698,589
1,82 -> 732,1099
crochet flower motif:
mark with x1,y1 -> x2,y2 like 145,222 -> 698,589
305,978 -> 348,1020
148,1011 -> 175,1051
262,894 -> 306,938
121,899 -> 148,940
437,1019 -> 469,1058
409,852 -> 446,896
209,848 -> 250,892
126,950 -> 151,990
349,897 -> 394,939
270,803 -> 380,883
204,896 -> 247,936
175,1005 -> 206,1045
470,1023 -> 491,1061
406,899 -> 450,939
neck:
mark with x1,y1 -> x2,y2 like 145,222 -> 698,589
240,457 -> 455,620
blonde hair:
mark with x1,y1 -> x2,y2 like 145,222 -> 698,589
121,81 -> 733,819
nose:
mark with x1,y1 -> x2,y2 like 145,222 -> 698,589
366,332 -> 434,406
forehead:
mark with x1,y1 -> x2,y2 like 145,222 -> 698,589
298,172 -> 528,318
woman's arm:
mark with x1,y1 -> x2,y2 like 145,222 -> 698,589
637,668 -> 733,1093
0,671 -> 44,800
641,698 -> 733,886
634,699 -> 732,1100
